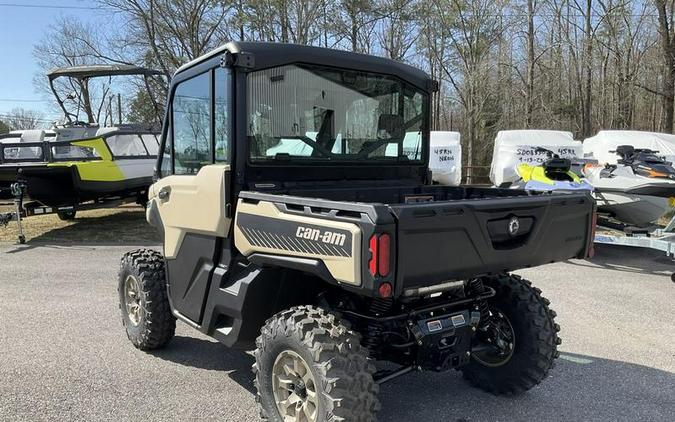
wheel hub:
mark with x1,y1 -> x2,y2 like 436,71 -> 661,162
272,350 -> 318,422
472,309 -> 515,367
124,275 -> 143,326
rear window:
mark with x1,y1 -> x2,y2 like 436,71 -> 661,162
247,64 -> 428,164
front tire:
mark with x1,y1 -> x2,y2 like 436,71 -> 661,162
118,249 -> 175,350
253,306 -> 379,422
462,274 -> 561,395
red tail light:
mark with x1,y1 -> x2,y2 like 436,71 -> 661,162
368,233 -> 391,277
368,234 -> 378,276
378,234 -> 390,276
588,211 -> 597,258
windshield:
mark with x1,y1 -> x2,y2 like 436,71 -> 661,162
247,64 -> 428,163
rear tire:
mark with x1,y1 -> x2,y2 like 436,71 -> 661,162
118,249 -> 175,350
462,274 -> 561,395
253,305 -> 379,422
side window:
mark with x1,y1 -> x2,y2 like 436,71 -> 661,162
107,134 -> 148,157
141,134 -> 159,156
214,67 -> 231,163
52,144 -> 101,160
172,72 -> 211,175
159,129 -> 172,178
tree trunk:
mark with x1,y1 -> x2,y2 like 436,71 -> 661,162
656,0 -> 675,133
525,0 -> 535,127
582,0 -> 593,137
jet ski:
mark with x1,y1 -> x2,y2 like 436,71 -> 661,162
512,147 -> 593,192
583,145 -> 675,226
0,64 -> 164,210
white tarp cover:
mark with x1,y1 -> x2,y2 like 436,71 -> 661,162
429,131 -> 461,186
583,130 -> 675,164
490,130 -> 582,186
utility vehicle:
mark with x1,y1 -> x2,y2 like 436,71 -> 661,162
118,42 -> 596,422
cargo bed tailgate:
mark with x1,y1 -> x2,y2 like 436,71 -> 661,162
389,193 -> 594,292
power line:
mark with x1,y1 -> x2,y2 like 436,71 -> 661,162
0,2 -> 104,10
0,98 -> 48,103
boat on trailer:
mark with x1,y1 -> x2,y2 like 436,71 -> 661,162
0,64 -> 164,212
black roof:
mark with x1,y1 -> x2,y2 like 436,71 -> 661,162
176,41 -> 434,91
47,64 -> 163,80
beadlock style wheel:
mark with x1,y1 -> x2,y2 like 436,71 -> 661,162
272,350 -> 319,422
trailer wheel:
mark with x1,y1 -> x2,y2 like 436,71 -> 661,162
462,274 -> 561,395
118,249 -> 175,350
57,210 -> 76,221
253,305 -> 379,422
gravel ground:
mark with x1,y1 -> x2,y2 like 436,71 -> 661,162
0,243 -> 673,421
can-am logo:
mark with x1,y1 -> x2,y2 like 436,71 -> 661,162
296,226 -> 347,247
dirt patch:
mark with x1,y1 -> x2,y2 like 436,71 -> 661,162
0,204 -> 160,244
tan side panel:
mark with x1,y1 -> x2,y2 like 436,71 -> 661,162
234,200 -> 362,285
151,164 -> 231,258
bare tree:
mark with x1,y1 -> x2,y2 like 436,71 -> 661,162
99,0 -> 231,76
21,0 -> 666,168
2,108 -> 46,130
376,0 -> 420,61
33,17 -> 118,124
331,0 -> 379,53
0,119 -> 11,134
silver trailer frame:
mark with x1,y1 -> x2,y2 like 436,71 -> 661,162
594,215 -> 675,257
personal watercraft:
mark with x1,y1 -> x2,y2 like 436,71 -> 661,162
0,65 -> 164,208
583,145 -> 675,226
512,147 -> 594,192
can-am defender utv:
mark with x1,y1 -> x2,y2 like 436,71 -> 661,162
118,42 -> 595,421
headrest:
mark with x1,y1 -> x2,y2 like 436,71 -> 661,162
377,114 -> 404,140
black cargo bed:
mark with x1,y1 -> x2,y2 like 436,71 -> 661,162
389,192 -> 594,294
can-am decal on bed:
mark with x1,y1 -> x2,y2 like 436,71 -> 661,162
236,213 -> 352,257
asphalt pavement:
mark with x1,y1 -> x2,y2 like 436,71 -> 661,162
0,243 -> 673,421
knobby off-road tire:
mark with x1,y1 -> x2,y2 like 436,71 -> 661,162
462,274 -> 561,395
253,305 -> 379,422
118,249 -> 176,350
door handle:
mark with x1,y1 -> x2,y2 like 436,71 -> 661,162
158,186 -> 171,201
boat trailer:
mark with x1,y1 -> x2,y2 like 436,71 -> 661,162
0,182 -> 141,244
595,215 -> 675,256
594,215 -> 675,281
